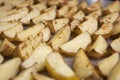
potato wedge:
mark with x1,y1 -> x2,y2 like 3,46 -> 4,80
74,17 -> 98,35
2,23 -> 23,41
22,43 -> 53,71
0,57 -> 21,80
47,0 -> 68,6
32,6 -> 56,24
93,22 -> 113,39
15,23 -> 45,42
14,32 -> 43,60
73,10 -> 85,21
73,49 -> 100,80
108,61 -> 120,80
3,0 -> 25,6
32,72 -> 55,80
45,52 -> 79,80
0,7 -> 29,22
0,39 -> 16,56
103,1 -> 120,15
97,52 -> 119,77
67,0 -> 79,7
100,12 -> 119,24
48,18 -> 69,33
110,37 -> 120,53
78,0 -> 88,10
20,8 -> 40,25
60,32 -> 91,56
88,35 -> 108,58
70,19 -> 80,31
0,54 -> 4,64
48,25 -> 70,51
13,67 -> 36,80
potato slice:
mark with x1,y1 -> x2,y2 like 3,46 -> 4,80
0,54 -> 4,64
22,43 -> 53,71
103,1 -> 120,15
15,23 -> 45,42
97,52 -> 119,77
67,0 -> 79,7
110,37 -> 120,53
74,17 -> 98,35
30,3 -> 47,11
60,32 -> 91,56
32,72 -> 55,80
108,61 -> 120,80
41,27 -> 51,42
13,67 -> 36,80
32,6 -> 56,24
100,12 -> 119,24
14,33 -> 43,60
93,22 -> 113,39
73,49 -> 100,80
48,25 -> 70,51
2,23 -> 23,41
47,0 -> 68,6
78,0 -> 88,10
0,57 -> 21,80
20,8 -> 40,25
0,39 -> 16,56
0,7 -> 29,22
70,19 -> 80,31
48,18 -> 69,33
88,35 -> 108,58
73,10 -> 85,21
3,0 -> 25,6
45,52 -> 79,80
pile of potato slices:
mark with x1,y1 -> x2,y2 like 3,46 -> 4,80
0,0 -> 120,80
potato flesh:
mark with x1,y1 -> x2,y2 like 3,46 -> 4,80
0,54 -> 4,64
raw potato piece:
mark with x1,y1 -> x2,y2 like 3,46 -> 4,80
48,25 -> 71,51
32,72 -> 55,80
0,7 -> 29,22
78,0 -> 88,10
20,8 -> 40,25
2,23 -> 23,41
110,37 -> 120,53
73,49 -> 100,80
88,35 -> 108,58
103,1 -> 120,15
108,61 -> 120,80
60,32 -> 91,56
0,57 -> 21,80
73,10 -> 85,21
67,0 -> 79,7
94,22 -> 113,39
0,4 -> 13,12
22,43 -> 53,71
15,23 -> 45,42
45,52 -> 79,80
97,52 -> 119,77
48,18 -> 69,33
32,6 -> 56,24
74,17 -> 98,35
0,54 -> 4,64
70,19 -> 80,31
13,67 -> 36,80
100,12 -> 119,24
0,39 -> 16,56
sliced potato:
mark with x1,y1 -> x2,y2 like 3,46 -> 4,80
100,12 -> 119,24
73,10 -> 85,21
20,8 -> 40,25
93,22 -> 113,39
0,54 -> 4,64
0,7 -> 28,22
70,19 -> 80,31
108,61 -> 120,80
48,25 -> 70,51
97,52 -> 119,77
78,0 -> 88,10
88,35 -> 108,58
60,32 -> 91,56
32,72 -> 55,80
2,23 -> 23,41
45,52 -> 79,80
47,0 -> 67,6
15,23 -> 45,42
73,49 -> 100,80
22,43 -> 53,71
0,57 -> 21,80
110,37 -> 120,53
103,1 -> 120,15
67,0 -> 79,7
74,17 -> 98,35
32,6 -> 56,24
0,39 -> 16,56
13,67 -> 36,80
